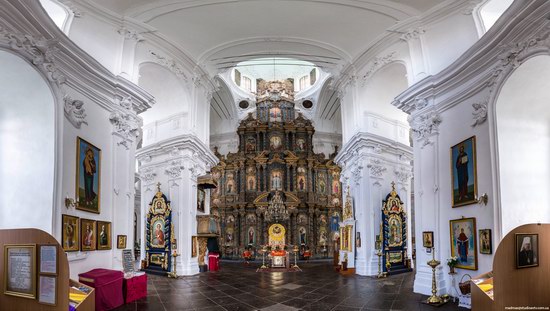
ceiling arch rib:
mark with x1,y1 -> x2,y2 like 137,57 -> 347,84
210,76 -> 236,120
127,0 -> 419,23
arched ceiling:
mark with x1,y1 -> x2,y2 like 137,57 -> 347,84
84,0 -> 449,73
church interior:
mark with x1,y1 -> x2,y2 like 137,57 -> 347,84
1,0 -> 549,310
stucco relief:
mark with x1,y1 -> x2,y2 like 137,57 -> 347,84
63,95 -> 88,128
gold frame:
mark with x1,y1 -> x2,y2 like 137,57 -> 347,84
449,217 -> 478,270
422,231 -> 434,248
4,244 -> 37,299
61,214 -> 79,252
80,219 -> 97,251
117,235 -> 127,249
97,221 -> 112,250
76,137 -> 102,214
450,136 -> 478,207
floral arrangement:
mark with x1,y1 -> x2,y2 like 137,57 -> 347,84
447,256 -> 459,268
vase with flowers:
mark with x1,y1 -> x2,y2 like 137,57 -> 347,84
447,256 -> 458,274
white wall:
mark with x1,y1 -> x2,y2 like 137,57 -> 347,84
0,50 -> 55,233
497,55 -> 550,236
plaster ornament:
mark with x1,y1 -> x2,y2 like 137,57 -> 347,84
367,159 -> 386,178
410,111 -> 442,146
150,51 -> 188,81
63,95 -> 88,128
400,27 -> 425,41
165,160 -> 185,179
414,97 -> 428,110
109,110 -> 141,148
361,52 -> 396,86
117,27 -> 143,42
471,100 -> 488,127
140,168 -> 157,184
0,26 -> 66,86
394,168 -> 411,184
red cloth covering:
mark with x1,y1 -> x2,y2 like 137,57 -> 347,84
123,274 -> 147,304
209,253 -> 220,271
270,250 -> 286,256
78,269 -> 124,311
243,251 -> 252,259
303,251 -> 312,258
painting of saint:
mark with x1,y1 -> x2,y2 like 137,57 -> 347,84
390,200 -> 400,212
248,227 -> 255,245
226,180 -> 235,193
246,138 -> 256,152
271,171 -> 282,190
270,107 -> 282,122
320,229 -> 328,245
97,221 -> 111,250
318,174 -> 326,193
299,227 -> 307,244
296,138 -> 305,151
516,233 -> 538,268
298,214 -> 307,224
62,214 -> 79,252
270,136 -> 282,151
226,228 -> 234,244
330,214 -> 340,232
297,175 -> 306,191
80,219 -> 96,251
422,231 -> 433,248
197,188 -> 205,212
332,180 -> 339,194
152,220 -> 165,247
449,217 -> 477,270
388,218 -> 402,246
76,137 -> 101,214
451,137 -> 477,207
247,176 -> 256,191
479,229 -> 492,254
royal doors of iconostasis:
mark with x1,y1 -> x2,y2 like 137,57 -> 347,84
381,183 -> 411,274
144,184 -> 173,274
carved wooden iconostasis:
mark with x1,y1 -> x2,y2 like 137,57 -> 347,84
382,183 -> 411,274
210,80 -> 342,259
144,184 -> 173,275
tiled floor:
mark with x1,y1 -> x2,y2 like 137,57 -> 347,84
116,261 -> 467,311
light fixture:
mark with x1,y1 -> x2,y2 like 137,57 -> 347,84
264,191 -> 289,222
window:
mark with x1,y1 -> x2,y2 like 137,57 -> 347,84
242,76 -> 252,92
299,75 -> 308,91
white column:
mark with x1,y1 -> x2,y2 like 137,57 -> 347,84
117,27 -> 143,81
400,28 -> 430,84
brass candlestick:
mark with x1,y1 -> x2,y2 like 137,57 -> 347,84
426,248 -> 442,304
385,249 -> 391,273
292,245 -> 299,268
376,250 -> 386,278
167,251 -> 180,279
260,245 -> 268,269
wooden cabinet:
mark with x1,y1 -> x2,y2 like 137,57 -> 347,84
69,279 -> 95,311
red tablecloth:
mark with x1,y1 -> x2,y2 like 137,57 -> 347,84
123,274 -> 147,304
209,253 -> 220,271
79,269 -> 124,311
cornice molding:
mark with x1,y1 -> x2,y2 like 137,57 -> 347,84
0,1 -> 154,114
393,0 -> 550,115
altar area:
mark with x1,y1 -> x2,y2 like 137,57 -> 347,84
255,223 -> 301,272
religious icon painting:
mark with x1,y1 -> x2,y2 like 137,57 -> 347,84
245,137 -> 256,152
80,219 -> 96,251
151,217 -> 166,248
449,217 -> 478,270
297,175 -> 306,191
62,214 -> 79,252
76,137 -> 101,214
516,233 -> 538,269
450,136 -> 477,207
197,188 -> 205,213
298,226 -> 307,245
422,231 -> 434,248
97,221 -> 111,250
247,175 -> 256,191
247,227 -> 255,245
479,229 -> 492,254
296,138 -> 306,151
270,136 -> 282,151
117,235 -> 127,249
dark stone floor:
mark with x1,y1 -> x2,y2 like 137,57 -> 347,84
115,261 -> 467,311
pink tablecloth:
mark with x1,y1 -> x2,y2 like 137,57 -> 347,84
79,269 -> 124,311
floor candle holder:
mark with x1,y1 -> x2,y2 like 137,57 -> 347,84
426,248 -> 443,304
376,250 -> 386,278
167,252 -> 179,279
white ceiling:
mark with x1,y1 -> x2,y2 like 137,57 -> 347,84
85,0 -> 448,71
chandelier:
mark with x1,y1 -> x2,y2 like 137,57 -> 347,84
264,191 -> 289,222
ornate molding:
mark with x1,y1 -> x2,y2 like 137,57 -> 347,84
150,51 -> 188,81
414,96 -> 428,110
165,160 -> 185,179
367,159 -> 386,178
400,27 -> 425,42
0,26 -> 66,86
109,110 -> 141,149
394,167 -> 412,184
117,27 -> 143,42
361,52 -> 396,86
409,110 -> 442,147
489,30 -> 550,90
471,98 -> 488,127
139,168 -> 157,184
63,95 -> 88,128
